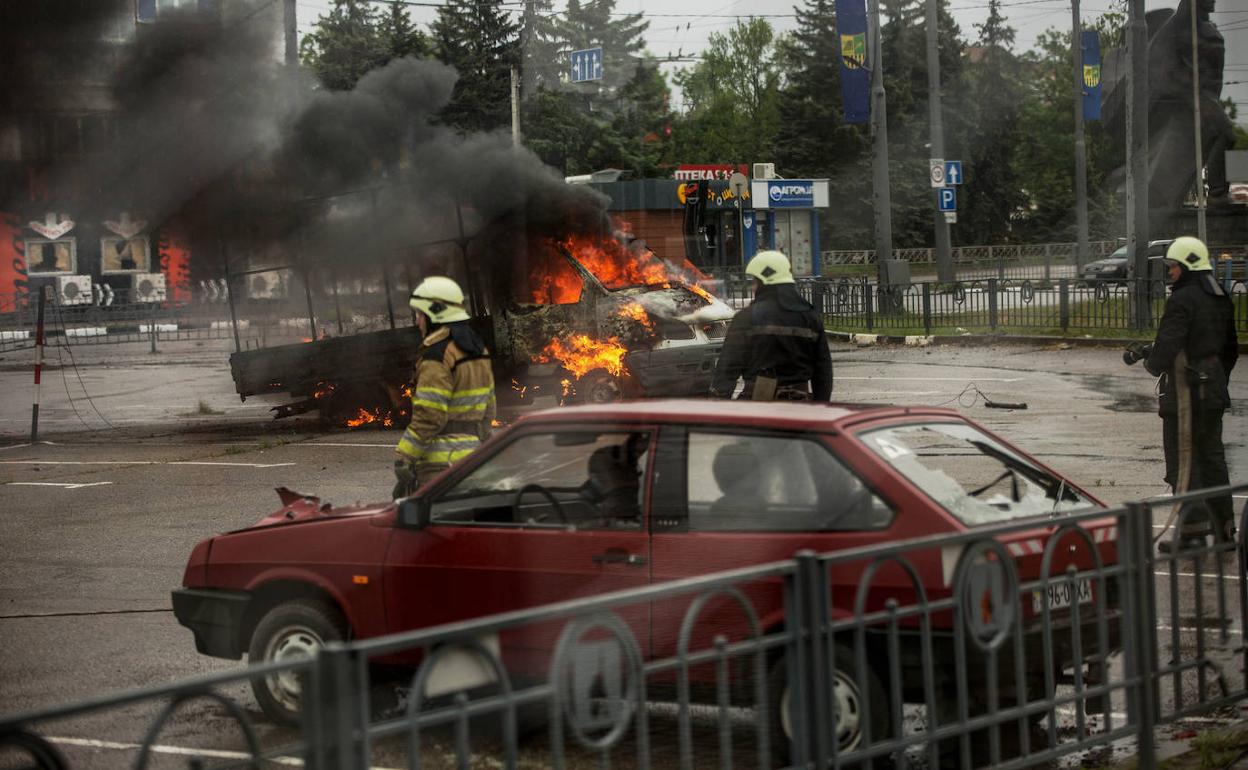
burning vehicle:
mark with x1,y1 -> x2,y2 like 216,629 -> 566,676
227,229 -> 734,424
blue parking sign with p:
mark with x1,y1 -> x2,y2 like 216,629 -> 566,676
939,188 -> 957,211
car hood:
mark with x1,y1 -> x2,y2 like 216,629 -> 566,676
236,487 -> 391,531
626,286 -> 735,325
1082,258 -> 1126,270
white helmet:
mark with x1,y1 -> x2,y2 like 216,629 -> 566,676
1164,236 -> 1212,272
745,250 -> 795,285
409,276 -> 469,324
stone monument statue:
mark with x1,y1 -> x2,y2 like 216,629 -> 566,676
1103,0 -> 1237,212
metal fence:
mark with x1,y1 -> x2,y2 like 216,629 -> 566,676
707,274 -> 1248,336
820,240 -> 1125,278
2,484 -> 1247,769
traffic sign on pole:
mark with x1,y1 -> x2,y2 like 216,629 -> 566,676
570,47 -> 604,83
929,158 -> 945,188
944,211 -> 957,224
944,160 -> 962,185
938,187 -> 957,211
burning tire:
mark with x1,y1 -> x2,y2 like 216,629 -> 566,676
575,369 -> 625,404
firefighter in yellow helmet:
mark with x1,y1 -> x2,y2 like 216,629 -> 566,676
393,276 -> 496,497
1123,237 -> 1238,551
710,250 -> 833,401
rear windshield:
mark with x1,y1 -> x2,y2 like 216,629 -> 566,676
857,422 -> 1092,525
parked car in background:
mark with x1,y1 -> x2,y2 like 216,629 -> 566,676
172,400 -> 1121,754
1078,240 -> 1172,285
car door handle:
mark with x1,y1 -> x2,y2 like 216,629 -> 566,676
592,549 -> 647,566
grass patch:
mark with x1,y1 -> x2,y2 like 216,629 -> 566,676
181,400 -> 224,417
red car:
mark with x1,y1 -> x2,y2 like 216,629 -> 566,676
173,400 -> 1119,750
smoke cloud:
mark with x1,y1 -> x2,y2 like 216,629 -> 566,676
3,1 -> 613,295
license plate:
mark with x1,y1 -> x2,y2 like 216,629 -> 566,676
1032,578 -> 1093,613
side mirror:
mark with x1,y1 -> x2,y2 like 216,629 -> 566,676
398,497 -> 431,529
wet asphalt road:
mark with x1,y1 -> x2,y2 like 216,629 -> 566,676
0,337 -> 1245,767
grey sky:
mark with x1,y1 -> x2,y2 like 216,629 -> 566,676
294,0 -> 1246,125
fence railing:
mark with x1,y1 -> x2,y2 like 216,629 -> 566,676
707,274 -> 1248,335
820,240 -> 1124,269
2,484 -> 1246,770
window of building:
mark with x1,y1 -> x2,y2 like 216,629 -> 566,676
101,236 -> 151,273
25,239 -> 77,275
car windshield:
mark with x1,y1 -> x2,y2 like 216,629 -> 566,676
857,422 -> 1092,525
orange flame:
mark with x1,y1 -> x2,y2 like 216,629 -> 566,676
615,301 -> 654,331
345,407 -> 394,428
537,334 -> 627,379
527,231 -> 711,304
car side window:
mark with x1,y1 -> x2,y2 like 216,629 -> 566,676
429,430 -> 650,530
685,431 -> 893,532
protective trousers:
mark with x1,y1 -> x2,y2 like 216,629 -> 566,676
1163,406 -> 1234,541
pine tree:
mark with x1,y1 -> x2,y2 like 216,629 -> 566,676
519,0 -> 567,95
950,0 -> 1027,244
552,0 -> 650,112
299,0 -> 387,91
774,0 -> 871,246
432,0 -> 521,133
381,0 -> 429,61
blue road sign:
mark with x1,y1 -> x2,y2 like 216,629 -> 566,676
939,187 -> 957,211
944,160 -> 963,185
570,48 -> 604,83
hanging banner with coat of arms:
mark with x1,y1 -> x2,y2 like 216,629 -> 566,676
835,0 -> 870,124
1081,30 -> 1102,121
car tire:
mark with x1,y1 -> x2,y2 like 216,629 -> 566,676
768,645 -> 893,768
248,599 -> 347,725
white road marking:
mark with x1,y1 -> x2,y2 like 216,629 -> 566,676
1157,624 -> 1243,636
0,460 -> 294,468
303,442 -> 395,448
45,736 -> 399,769
838,376 -> 1028,382
6,481 -> 113,489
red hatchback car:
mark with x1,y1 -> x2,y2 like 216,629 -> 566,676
173,400 -> 1119,746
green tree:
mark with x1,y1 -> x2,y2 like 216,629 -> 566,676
519,0 -> 566,94
948,0 -> 1027,244
552,0 -> 650,112
381,0 -> 429,60
774,0 -> 872,246
299,0 -> 387,91
876,0 -> 966,247
672,17 -> 784,165
432,0 -> 521,133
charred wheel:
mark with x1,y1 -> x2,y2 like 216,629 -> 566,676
575,369 -> 625,404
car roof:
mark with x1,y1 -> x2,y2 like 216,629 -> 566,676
512,399 -> 966,433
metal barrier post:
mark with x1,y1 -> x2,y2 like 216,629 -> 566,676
1044,244 -> 1052,281
149,301 -> 158,354
988,278 -> 999,331
785,551 -> 833,768
922,282 -> 932,335
1059,279 -> 1070,332
307,644 -> 368,770
864,278 -> 874,331
1121,501 -> 1158,769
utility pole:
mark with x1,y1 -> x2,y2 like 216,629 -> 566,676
925,0 -> 953,283
870,0 -> 893,284
510,67 -> 522,147
1072,0 -> 1090,272
1127,0 -> 1151,330
283,0 -> 297,66
1189,0 -> 1206,242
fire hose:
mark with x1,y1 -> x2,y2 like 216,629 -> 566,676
1153,350 -> 1193,545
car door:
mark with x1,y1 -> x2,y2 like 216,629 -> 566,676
648,425 -> 897,661
382,426 -> 654,677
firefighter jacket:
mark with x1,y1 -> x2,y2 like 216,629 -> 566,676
396,322 -> 496,468
710,284 -> 834,400
1144,269 -> 1238,416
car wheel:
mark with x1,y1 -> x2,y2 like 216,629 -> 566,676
768,646 -> 893,767
248,599 -> 347,725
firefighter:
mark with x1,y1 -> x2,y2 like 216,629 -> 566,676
710,250 -> 833,401
393,276 -> 496,498
1128,237 -> 1238,551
